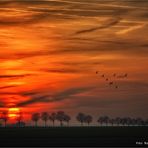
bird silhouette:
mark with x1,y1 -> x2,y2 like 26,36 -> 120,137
117,73 -> 128,79
113,73 -> 116,77
101,74 -> 105,78
124,73 -> 128,77
115,86 -> 118,89
109,82 -> 113,85
95,71 -> 128,90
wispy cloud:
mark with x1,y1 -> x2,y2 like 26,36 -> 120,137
17,95 -> 50,107
0,0 -> 148,117
17,86 -> 95,107
40,68 -> 85,74
0,85 -> 18,90
0,74 -> 32,79
74,18 -> 121,35
0,101 -> 5,107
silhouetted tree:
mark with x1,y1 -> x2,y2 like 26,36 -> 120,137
41,112 -> 49,127
109,119 -> 115,126
16,111 -> 23,127
49,112 -> 57,126
135,118 -> 143,126
64,114 -> 71,126
56,111 -> 65,126
103,116 -> 110,126
84,115 -> 93,126
76,113 -> 85,126
97,116 -> 104,126
98,116 -> 109,126
126,117 -> 132,126
2,111 -> 8,127
145,119 -> 148,126
141,119 -> 145,126
131,118 -> 137,126
32,113 -> 40,127
120,118 -> 127,126
115,117 -> 121,126
16,121 -> 25,127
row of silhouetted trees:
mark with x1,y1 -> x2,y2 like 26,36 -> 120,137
97,116 -> 148,126
31,112 -> 148,127
0,111 -> 23,127
0,111 -> 148,127
31,112 -> 93,127
32,111 -> 71,127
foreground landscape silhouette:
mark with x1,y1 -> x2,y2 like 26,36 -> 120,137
0,111 -> 148,147
0,110 -> 148,127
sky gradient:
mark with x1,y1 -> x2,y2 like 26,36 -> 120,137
0,0 -> 148,123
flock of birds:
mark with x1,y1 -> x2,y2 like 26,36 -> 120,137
96,71 -> 128,89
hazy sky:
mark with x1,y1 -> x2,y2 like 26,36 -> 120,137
0,0 -> 148,122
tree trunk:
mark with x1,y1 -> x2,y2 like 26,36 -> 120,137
60,121 -> 63,127
35,121 -> 38,127
4,120 -> 6,127
67,122 -> 69,126
19,120 -> 21,127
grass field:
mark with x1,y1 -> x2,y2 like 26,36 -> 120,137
0,126 -> 148,147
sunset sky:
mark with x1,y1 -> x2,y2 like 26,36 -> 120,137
0,0 -> 148,123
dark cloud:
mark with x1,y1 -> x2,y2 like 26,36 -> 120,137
53,86 -> 95,102
0,74 -> 32,79
119,81 -> 148,90
0,92 -> 19,95
74,18 -> 121,35
17,95 -> 50,107
41,68 -> 84,74
22,91 -> 40,96
0,101 -> 5,107
0,0 -> 68,6
17,86 -> 95,107
0,85 -> 18,90
1,0 -> 145,27
53,61 -> 102,66
0,13 -> 51,26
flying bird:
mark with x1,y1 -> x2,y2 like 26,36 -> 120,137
124,73 -> 128,77
95,69 -> 128,90
109,82 -> 113,85
101,74 -> 105,78
117,74 -> 128,79
115,86 -> 118,89
113,73 -> 116,77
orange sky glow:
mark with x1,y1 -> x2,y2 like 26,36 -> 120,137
0,0 -> 148,124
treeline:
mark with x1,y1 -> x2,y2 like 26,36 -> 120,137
0,111 -> 148,127
31,112 -> 93,127
31,111 -> 148,127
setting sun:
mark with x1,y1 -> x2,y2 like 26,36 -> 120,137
8,108 -> 20,119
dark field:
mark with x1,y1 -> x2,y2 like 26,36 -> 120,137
0,126 -> 148,147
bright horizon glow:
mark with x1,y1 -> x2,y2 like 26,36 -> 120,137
8,108 -> 20,119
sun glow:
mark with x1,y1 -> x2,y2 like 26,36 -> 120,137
8,108 -> 20,119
